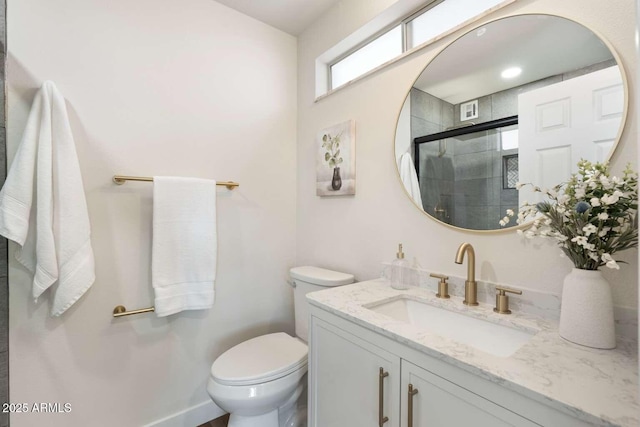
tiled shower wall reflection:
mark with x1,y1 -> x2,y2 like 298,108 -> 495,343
411,86 -> 519,229
450,130 -> 518,230
420,144 -> 455,224
0,1 -> 7,426
410,88 -> 455,223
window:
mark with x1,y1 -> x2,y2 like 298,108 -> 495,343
501,128 -> 519,150
331,26 -> 402,89
407,0 -> 507,49
322,0 -> 512,94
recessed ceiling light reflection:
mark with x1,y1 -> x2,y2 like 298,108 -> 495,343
501,67 -> 522,79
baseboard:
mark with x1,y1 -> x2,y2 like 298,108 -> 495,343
144,400 -> 226,427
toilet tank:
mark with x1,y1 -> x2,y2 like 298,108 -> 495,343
290,266 -> 354,342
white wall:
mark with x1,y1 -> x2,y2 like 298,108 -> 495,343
297,0 -> 638,309
7,0 -> 297,426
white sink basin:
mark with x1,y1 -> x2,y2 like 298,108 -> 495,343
365,296 -> 535,357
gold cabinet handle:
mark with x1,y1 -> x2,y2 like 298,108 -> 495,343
408,383 -> 418,427
379,367 -> 389,426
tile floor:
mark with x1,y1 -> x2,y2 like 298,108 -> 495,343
197,413 -> 229,427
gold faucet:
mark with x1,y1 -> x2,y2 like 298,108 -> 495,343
455,242 -> 478,306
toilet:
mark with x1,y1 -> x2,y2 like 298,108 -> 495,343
206,266 -> 354,427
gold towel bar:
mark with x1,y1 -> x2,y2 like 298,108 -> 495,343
113,175 -> 239,190
112,174 -> 236,318
113,305 -> 155,317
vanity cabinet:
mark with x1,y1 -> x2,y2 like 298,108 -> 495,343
400,360 -> 538,426
309,307 -> 594,427
310,317 -> 400,427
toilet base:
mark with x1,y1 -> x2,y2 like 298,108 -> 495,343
228,409 -> 278,427
279,376 -> 307,427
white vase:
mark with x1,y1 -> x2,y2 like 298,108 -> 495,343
559,268 -> 616,349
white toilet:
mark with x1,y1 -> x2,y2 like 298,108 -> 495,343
206,266 -> 354,427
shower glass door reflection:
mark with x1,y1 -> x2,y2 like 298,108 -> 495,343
416,124 -> 519,230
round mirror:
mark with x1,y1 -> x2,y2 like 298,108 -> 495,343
395,14 -> 627,231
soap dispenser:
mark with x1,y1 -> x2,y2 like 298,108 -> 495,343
391,244 -> 410,290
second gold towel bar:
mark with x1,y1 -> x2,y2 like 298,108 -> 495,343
113,175 -> 239,190
113,305 -> 155,318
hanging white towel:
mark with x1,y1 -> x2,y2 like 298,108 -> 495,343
0,81 -> 95,316
152,177 -> 217,317
399,152 -> 423,208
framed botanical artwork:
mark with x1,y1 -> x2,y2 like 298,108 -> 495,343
316,120 -> 355,196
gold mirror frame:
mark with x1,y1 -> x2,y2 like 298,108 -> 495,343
394,13 -> 629,234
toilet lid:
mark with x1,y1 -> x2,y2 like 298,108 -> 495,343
211,333 -> 308,386
290,266 -> 354,286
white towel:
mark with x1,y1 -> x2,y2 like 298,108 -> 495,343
399,152 -> 423,208
0,81 -> 95,316
152,177 -> 217,316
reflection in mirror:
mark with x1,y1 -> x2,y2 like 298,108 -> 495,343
414,118 -> 519,230
395,14 -> 626,231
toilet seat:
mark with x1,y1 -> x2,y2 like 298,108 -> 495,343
211,332 -> 308,386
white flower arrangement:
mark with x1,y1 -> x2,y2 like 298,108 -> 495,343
500,160 -> 638,270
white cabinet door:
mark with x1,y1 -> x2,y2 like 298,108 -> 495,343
401,360 -> 540,427
309,317 -> 401,427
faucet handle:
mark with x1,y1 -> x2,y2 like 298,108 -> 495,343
493,286 -> 522,314
496,286 -> 522,295
430,273 -> 450,299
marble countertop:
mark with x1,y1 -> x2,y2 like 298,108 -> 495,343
307,279 -> 638,427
